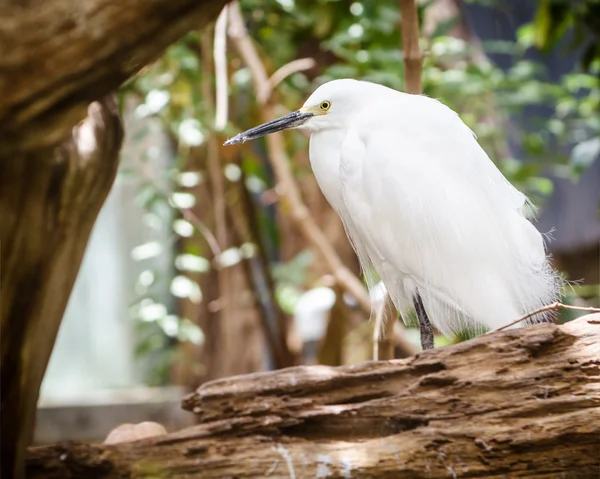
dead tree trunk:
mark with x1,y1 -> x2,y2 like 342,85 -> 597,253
0,1 -> 227,478
26,315 -> 600,478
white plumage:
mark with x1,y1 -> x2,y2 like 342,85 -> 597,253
226,79 -> 562,337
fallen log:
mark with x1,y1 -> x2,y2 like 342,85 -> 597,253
27,315 -> 600,478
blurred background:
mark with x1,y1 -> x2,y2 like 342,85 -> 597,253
35,0 -> 599,444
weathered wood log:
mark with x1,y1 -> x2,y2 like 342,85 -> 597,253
26,315 -> 600,478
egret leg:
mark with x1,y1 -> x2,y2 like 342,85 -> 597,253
414,292 -> 434,350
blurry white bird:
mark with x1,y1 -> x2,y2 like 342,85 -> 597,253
225,79 -> 562,349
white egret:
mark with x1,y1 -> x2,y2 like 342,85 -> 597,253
224,79 -> 562,349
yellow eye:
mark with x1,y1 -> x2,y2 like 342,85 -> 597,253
319,100 -> 331,111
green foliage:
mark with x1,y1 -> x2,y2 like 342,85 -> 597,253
121,0 -> 599,381
533,0 -> 600,74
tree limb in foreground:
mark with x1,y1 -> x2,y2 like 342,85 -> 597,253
27,315 -> 600,478
0,0 -> 228,154
1,96 -> 124,479
1,2 -> 229,477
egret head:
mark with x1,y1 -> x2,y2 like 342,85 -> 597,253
223,79 -> 363,145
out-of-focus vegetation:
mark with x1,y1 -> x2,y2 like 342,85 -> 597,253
533,0 -> 600,74
119,0 -> 600,384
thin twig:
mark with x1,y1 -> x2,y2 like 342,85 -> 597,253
489,302 -> 600,333
228,3 -> 268,86
259,58 -> 316,104
200,30 -> 228,252
213,5 -> 229,131
227,1 -> 372,313
180,208 -> 222,258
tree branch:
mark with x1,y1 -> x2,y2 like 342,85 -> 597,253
213,5 -> 229,132
0,0 -> 229,154
1,96 -> 123,479
399,0 -> 423,94
260,58 -> 316,104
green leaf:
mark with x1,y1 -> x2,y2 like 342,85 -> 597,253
526,177 -> 554,196
516,23 -> 536,49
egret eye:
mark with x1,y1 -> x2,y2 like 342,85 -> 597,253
319,101 -> 331,111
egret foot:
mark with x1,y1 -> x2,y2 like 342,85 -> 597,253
414,293 -> 434,350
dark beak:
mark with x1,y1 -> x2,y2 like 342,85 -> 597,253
224,110 -> 313,146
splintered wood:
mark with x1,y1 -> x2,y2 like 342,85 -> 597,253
27,315 -> 600,478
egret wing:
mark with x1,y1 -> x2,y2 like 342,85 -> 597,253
339,95 -> 558,333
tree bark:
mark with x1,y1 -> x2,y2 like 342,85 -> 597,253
399,0 -> 423,95
0,96 -> 124,479
0,0 -> 228,155
0,1 -> 228,477
26,315 -> 600,478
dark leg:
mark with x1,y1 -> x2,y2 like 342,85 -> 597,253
414,292 -> 434,350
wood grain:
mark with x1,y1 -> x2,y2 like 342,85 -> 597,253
27,315 -> 600,478
1,95 -> 123,479
0,0 -> 227,153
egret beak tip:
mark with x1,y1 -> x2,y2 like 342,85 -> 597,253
223,136 -> 243,146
